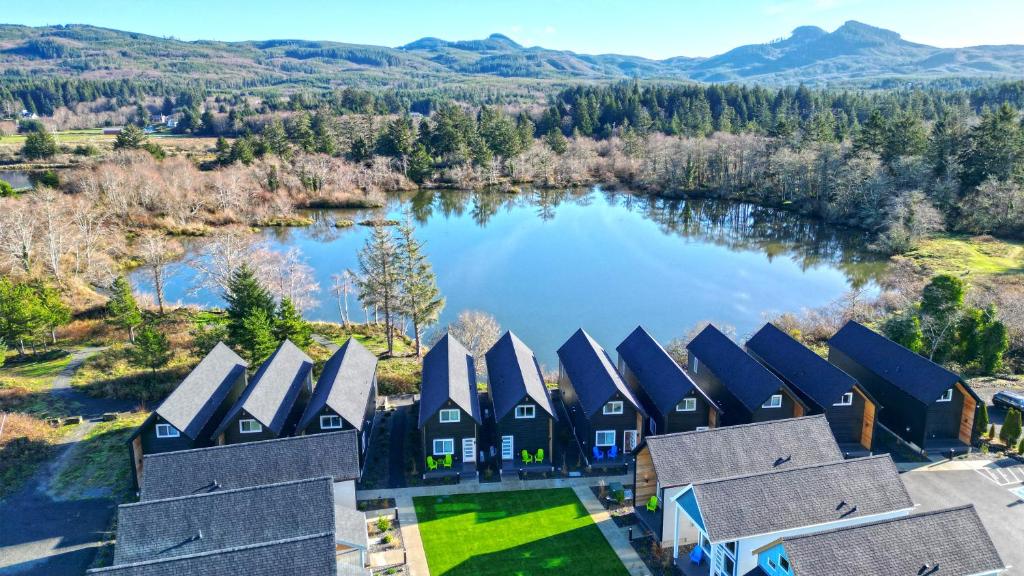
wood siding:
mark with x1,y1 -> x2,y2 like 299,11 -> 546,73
420,399 -> 478,468
860,392 -> 876,450
558,365 -> 642,461
750,388 -> 802,423
958,383 -> 977,445
925,383 -> 965,443
824,388 -> 868,444
495,396 -> 553,464
634,446 -> 657,505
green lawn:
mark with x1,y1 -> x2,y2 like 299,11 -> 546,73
905,234 -> 1024,276
413,489 -> 627,576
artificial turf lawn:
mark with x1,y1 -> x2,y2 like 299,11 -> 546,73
413,488 -> 628,576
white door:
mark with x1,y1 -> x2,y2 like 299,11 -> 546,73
462,438 -> 476,463
624,430 -> 638,452
501,435 -> 513,460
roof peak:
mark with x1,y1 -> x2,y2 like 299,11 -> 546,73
692,453 -> 894,487
649,414 -> 828,442
142,429 -> 356,461
120,475 -> 333,507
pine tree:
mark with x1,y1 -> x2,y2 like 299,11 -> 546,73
979,316 -> 1009,374
882,312 -> 923,353
396,220 -> 444,357
975,403 -> 990,438
407,143 -> 433,184
224,264 -> 276,350
545,127 -> 567,155
0,278 -> 46,355
262,118 -> 290,158
130,324 -> 172,374
357,226 -> 400,356
1018,436 -> 1024,454
1000,408 -> 1022,447
238,308 -> 277,364
273,297 -> 311,348
107,275 -> 142,342
34,282 -> 70,345
22,129 -> 58,160
114,124 -> 147,150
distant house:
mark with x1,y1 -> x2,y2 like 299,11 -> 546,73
102,126 -> 123,135
670,455 -> 914,576
297,338 -> 378,463
633,416 -> 843,548
484,331 -> 558,473
752,505 -> 1006,576
746,323 -> 880,452
617,326 -> 721,436
557,328 -> 646,465
418,334 -> 481,478
126,343 -> 247,487
686,325 -> 810,426
211,340 -> 313,445
828,320 -> 982,453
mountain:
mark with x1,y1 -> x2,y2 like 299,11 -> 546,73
0,21 -> 1022,90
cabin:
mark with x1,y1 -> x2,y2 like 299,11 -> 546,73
752,505 -> 1006,576
686,325 -> 810,426
746,323 -> 880,453
211,340 -> 313,445
828,321 -> 982,454
633,416 -> 843,548
126,343 -> 247,487
484,331 -> 558,474
557,328 -> 646,466
669,455 -> 913,576
616,325 -> 721,436
296,338 -> 378,465
418,334 -> 481,479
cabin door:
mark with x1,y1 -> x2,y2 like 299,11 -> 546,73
501,435 -> 513,460
959,385 -> 976,445
462,438 -> 476,463
623,430 -> 638,453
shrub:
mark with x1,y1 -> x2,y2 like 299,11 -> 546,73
0,180 -> 14,197
73,143 -> 100,156
975,403 -> 990,438
376,516 -> 392,533
381,533 -> 393,545
1000,408 -> 1022,447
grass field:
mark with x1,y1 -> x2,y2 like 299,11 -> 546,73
52,411 -> 148,500
413,489 -> 627,576
906,234 -> 1024,277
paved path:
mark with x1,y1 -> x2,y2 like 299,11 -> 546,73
358,472 -> 631,500
395,495 -> 429,576
387,406 -> 409,489
573,486 -> 651,576
311,334 -> 340,352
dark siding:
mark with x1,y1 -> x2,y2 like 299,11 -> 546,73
361,375 -> 378,454
619,361 -> 668,435
495,396 -> 552,462
824,390 -> 865,444
420,399 -> 478,467
138,414 -> 198,455
303,406 -> 356,434
750,388 -> 800,423
688,354 -> 750,426
586,391 -> 641,453
663,392 -> 712,433
222,409 -> 280,444
924,385 -> 964,443
559,365 -> 593,458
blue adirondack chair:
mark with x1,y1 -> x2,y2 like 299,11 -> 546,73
609,445 -> 619,459
592,446 -> 604,461
690,546 -> 704,565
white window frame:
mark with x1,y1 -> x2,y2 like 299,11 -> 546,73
762,394 -> 783,409
155,423 -> 179,438
595,430 -> 616,447
603,400 -> 624,415
778,556 -> 791,573
834,392 -> 854,406
938,388 -> 953,402
238,419 -> 262,434
432,438 -> 454,456
514,405 -> 535,419
695,426 -> 710,431
693,357 -> 700,374
677,397 -> 697,412
439,409 -> 461,423
501,435 -> 513,460
320,414 -> 343,429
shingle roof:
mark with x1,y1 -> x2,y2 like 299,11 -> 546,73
746,323 -> 859,410
418,334 -> 481,428
334,504 -> 369,551
829,321 -> 972,404
139,430 -> 360,501
689,455 -> 913,542
211,339 -> 313,438
298,338 -> 377,432
686,324 -> 792,413
779,505 -> 1005,576
115,477 -> 334,565
485,331 -> 557,421
557,328 -> 646,418
645,416 -> 842,488
616,325 -> 716,416
148,342 -> 247,440
86,533 -> 336,576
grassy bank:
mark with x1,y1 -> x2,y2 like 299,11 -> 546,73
52,411 -> 148,501
311,321 -> 422,395
904,235 -> 1024,277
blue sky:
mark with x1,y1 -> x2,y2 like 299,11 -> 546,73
6,0 -> 1022,59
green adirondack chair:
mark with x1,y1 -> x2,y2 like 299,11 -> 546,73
521,449 -> 534,464
535,448 -> 544,462
427,456 -> 438,471
646,496 -> 659,512
443,453 -> 453,468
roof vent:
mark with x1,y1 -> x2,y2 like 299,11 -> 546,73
836,500 -> 847,510
839,505 -> 857,518
919,565 -> 939,576
773,455 -> 792,467
191,530 -> 204,542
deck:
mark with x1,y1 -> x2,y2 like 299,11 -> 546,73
634,504 -> 663,540
422,462 -> 477,481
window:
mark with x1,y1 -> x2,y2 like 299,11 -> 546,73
693,357 -> 700,374
677,397 -> 697,412
238,419 -> 262,434
938,388 -> 953,402
155,423 -> 179,438
695,426 -> 710,431
767,558 -> 777,570
834,392 -> 854,406
501,435 -> 513,460
320,414 -> 343,429
595,430 -> 616,447
762,394 -> 783,409
779,556 -> 790,572
603,401 -> 624,415
432,438 -> 454,455
439,409 -> 461,423
514,405 -> 535,419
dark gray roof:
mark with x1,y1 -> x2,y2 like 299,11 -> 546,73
645,416 -> 842,488
557,328 -> 646,418
115,477 -> 334,565
334,505 -> 369,551
212,339 -> 313,438
746,323 -> 860,410
418,334 -> 481,428
779,505 -> 1005,576
148,343 -> 247,440
829,321 -> 975,404
86,533 -> 336,576
298,338 -> 377,432
139,430 -> 360,501
616,325 -> 717,416
485,331 -> 557,421
690,455 -> 913,542
686,324 -> 794,413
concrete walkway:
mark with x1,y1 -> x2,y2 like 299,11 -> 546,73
395,495 -> 429,576
573,486 -> 651,576
357,472 -> 631,500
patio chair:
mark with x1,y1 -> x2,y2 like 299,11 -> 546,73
646,496 -> 659,512
609,445 -> 618,459
443,454 -> 453,468
689,546 -> 704,566
521,449 -> 534,464
592,446 -> 604,461
426,456 -> 438,471
535,448 -> 544,462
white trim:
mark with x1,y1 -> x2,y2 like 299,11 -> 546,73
320,414 -> 343,429
624,429 -> 639,452
238,419 -> 262,434
595,429 -> 616,447
677,397 -> 697,412
603,400 -> 624,415
695,426 -> 710,431
514,405 -> 535,419
938,388 -> 953,402
762,394 -> 783,409
439,409 -> 461,423
462,437 -> 476,462
834,392 -> 854,406
155,423 -> 179,438
432,438 -> 454,455
501,435 -> 513,460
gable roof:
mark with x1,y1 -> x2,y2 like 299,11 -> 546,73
212,340 -> 313,438
829,321 -> 974,404
145,343 -> 247,440
297,338 -> 377,432
139,430 -> 360,501
686,324 -> 798,413
418,333 -> 481,428
115,477 -> 334,565
86,533 -> 337,576
746,323 -> 861,410
484,331 -> 557,421
688,455 -> 913,542
645,416 -> 842,488
777,505 -> 1005,576
616,325 -> 717,416
557,328 -> 645,418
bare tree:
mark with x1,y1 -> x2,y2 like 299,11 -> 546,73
665,321 -> 736,365
439,310 -> 501,375
137,230 -> 182,315
330,270 -> 357,328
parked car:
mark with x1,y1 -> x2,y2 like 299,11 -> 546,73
993,391 -> 1024,411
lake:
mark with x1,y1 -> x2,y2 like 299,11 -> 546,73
132,187 -> 887,371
